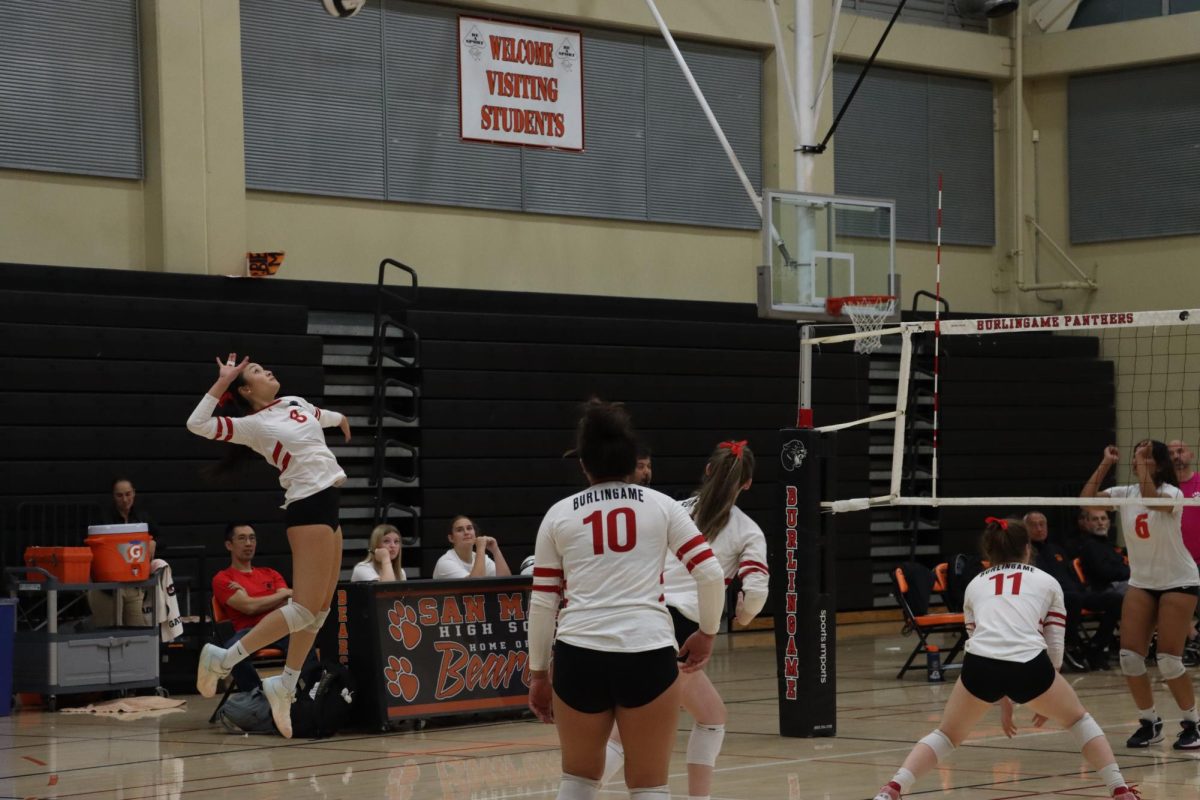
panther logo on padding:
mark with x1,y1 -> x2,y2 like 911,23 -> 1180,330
781,439 -> 807,472
387,602 -> 422,649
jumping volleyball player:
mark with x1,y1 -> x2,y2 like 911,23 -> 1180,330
1082,441 -> 1200,750
873,518 -> 1139,800
187,354 -> 350,737
602,440 -> 769,800
527,400 -> 726,800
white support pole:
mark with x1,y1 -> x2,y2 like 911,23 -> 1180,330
642,0 -> 763,216
766,0 -> 802,139
794,0 -> 816,191
811,0 -> 843,117
888,329 -> 913,500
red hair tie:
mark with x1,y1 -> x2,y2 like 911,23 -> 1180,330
985,516 -> 1008,530
719,440 -> 748,459
218,391 -> 234,407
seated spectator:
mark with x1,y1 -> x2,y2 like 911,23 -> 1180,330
1077,507 -> 1130,594
432,515 -> 512,579
88,477 -> 157,627
351,524 -> 406,582
633,443 -> 653,486
1025,510 -> 1122,671
212,523 -> 306,691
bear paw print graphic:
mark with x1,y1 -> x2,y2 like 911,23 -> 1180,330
387,602 -> 421,649
384,655 -> 419,701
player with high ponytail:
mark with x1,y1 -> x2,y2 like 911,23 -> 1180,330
872,517 -> 1138,800
602,439 -> 767,800
187,354 -> 350,738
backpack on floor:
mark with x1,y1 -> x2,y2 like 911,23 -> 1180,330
215,688 -> 276,734
290,661 -> 356,739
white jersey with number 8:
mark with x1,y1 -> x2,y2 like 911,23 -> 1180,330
1106,483 -> 1200,590
530,481 -> 724,655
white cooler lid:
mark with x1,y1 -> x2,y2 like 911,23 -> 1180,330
87,523 -> 150,535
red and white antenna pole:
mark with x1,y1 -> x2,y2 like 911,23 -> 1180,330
932,174 -> 943,500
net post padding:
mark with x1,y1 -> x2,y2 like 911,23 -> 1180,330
825,295 -> 896,354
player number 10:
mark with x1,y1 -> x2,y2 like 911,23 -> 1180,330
991,572 -> 1023,596
584,507 -> 637,555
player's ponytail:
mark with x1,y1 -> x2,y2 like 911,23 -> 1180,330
980,517 -> 1028,565
575,398 -> 637,482
203,373 -> 259,480
692,441 -> 755,541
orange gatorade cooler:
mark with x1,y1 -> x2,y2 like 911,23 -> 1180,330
85,523 -> 152,582
23,547 -> 93,583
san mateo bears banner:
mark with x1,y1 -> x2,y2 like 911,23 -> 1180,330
458,16 -> 584,150
325,580 -> 532,726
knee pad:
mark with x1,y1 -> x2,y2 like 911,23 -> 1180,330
918,729 -> 955,763
628,787 -> 669,800
558,774 -> 600,800
280,601 -> 316,634
685,722 -> 726,767
1156,652 -> 1186,680
1119,649 -> 1148,677
304,607 -> 329,633
1068,713 -> 1105,750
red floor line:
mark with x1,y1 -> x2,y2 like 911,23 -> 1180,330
21,756 -> 47,766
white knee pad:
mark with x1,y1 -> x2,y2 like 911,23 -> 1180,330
557,774 -> 600,800
280,601 -> 316,634
918,729 -> 955,763
1156,652 -> 1186,680
304,607 -> 329,633
1119,649 -> 1148,677
1068,713 -> 1105,750
686,722 -> 726,767
628,786 -> 670,800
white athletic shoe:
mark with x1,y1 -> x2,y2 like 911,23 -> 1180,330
262,675 -> 296,739
196,644 -> 230,699
873,782 -> 902,800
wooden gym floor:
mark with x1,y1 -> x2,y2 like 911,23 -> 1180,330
2,629 -> 1198,799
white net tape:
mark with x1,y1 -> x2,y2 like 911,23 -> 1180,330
842,298 -> 896,354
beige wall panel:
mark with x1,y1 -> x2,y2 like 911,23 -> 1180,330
1024,11 -> 1200,77
0,172 -> 145,269
247,192 -> 760,301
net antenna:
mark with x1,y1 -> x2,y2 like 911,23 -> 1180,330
805,308 -> 1200,513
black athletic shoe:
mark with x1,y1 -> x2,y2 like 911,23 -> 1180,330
1174,720 -> 1200,750
1063,648 -> 1090,672
1126,717 -> 1163,748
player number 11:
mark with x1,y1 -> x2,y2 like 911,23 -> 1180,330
991,572 -> 1023,596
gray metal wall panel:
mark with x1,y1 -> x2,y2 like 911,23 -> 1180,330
833,65 -> 930,240
928,74 -> 995,246
1070,0 -> 1163,28
384,1 -> 520,211
1069,61 -> 1200,243
523,31 -> 647,221
842,0 -> 988,31
0,0 -> 142,179
645,41 -> 762,230
833,63 -> 994,245
241,0 -> 385,199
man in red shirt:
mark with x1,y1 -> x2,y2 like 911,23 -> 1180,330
212,523 -> 294,691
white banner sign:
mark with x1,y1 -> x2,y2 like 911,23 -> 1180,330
459,16 -> 584,151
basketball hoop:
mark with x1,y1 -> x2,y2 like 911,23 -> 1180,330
825,295 -> 896,354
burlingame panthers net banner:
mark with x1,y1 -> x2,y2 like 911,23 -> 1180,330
459,16 -> 584,150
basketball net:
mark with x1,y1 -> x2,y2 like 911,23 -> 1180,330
826,295 -> 896,354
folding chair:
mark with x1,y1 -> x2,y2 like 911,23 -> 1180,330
891,562 -> 967,679
208,597 -> 285,723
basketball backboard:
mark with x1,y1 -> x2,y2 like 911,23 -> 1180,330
756,190 -> 899,322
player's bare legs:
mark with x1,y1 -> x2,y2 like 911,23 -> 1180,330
1157,592 -> 1199,710
894,680 -> 991,779
615,674 -> 682,790
680,670 -> 727,797
1119,588 -> 1158,710
552,693 -> 614,783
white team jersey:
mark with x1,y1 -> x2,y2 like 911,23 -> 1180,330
662,499 -> 769,623
1107,484 -> 1200,590
187,393 -> 346,507
530,481 -> 723,654
964,563 -> 1066,667
431,550 -> 497,579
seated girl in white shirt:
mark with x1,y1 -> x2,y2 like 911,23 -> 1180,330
431,515 -> 512,579
351,524 -> 405,582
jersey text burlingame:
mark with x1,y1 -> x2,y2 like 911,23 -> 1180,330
571,486 -> 645,511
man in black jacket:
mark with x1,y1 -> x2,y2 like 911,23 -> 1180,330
1076,508 -> 1130,594
1025,510 -> 1122,671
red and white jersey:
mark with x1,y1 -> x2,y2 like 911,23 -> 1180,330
529,481 -> 724,656
1107,483 -> 1200,590
662,499 -> 769,623
964,563 -> 1066,668
187,393 -> 346,507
